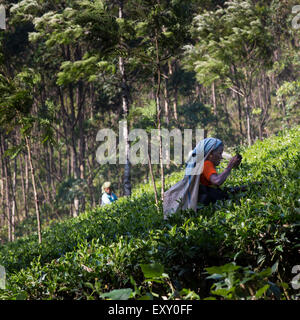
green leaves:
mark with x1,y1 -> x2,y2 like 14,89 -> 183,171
184,0 -> 274,89
56,55 -> 115,86
141,263 -> 164,280
101,288 -> 133,300
205,262 -> 276,300
255,284 -> 270,299
0,73 -> 33,131
206,263 -> 241,276
0,127 -> 299,300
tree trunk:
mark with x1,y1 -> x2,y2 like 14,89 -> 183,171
0,157 -> 3,229
119,0 -> 131,197
259,73 -> 271,140
170,60 -> 179,122
236,91 -> 243,140
244,96 -> 252,146
0,134 -> 5,230
45,145 -> 52,206
11,157 -> 17,241
1,137 -> 12,242
163,77 -> 170,126
258,78 -> 264,140
25,153 -> 29,217
79,115 -> 86,212
173,87 -> 178,122
71,145 -> 79,218
147,150 -> 158,208
154,29 -> 165,201
19,154 -> 28,219
50,145 -> 56,202
76,76 -> 86,213
25,135 -> 42,244
73,149 -> 79,218
211,82 -> 217,120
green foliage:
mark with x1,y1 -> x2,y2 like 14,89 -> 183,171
101,288 -> 133,301
0,74 -> 33,128
129,99 -> 157,130
184,0 -> 274,89
0,70 -> 56,154
0,127 -> 299,300
276,80 -> 300,124
205,262 -> 282,300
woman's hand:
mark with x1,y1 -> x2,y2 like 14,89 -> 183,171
227,154 -> 242,169
209,154 -> 242,187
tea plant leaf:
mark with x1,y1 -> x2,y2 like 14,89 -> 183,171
100,288 -> 133,300
205,263 -> 240,275
255,284 -> 270,299
140,263 -> 164,279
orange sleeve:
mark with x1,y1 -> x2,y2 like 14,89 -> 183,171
203,160 -> 217,183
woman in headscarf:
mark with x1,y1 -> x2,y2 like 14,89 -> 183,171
101,181 -> 118,206
163,138 -> 241,218
197,139 -> 242,206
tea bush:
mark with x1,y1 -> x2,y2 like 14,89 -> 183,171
0,127 -> 299,299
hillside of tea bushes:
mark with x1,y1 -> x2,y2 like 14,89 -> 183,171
0,127 -> 299,300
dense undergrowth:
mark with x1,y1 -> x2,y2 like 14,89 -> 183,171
0,127 -> 299,300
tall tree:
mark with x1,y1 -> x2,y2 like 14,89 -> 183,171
184,0 -> 274,145
0,72 -> 44,243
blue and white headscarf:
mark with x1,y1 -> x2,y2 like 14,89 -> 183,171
185,138 -> 223,176
185,138 -> 223,206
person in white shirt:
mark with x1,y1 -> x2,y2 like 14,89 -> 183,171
101,181 -> 118,206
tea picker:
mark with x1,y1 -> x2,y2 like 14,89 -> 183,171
101,181 -> 118,206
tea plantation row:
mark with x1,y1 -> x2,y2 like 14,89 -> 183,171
0,127 -> 299,299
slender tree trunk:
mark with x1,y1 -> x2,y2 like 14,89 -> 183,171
119,0 -> 131,197
236,92 -> 243,140
25,135 -> 42,244
244,96 -> 252,146
58,145 -> 63,182
163,77 -> 170,126
71,145 -> 79,218
78,104 -> 85,212
258,78 -> 264,140
0,155 -> 3,228
25,153 -> 29,217
259,73 -> 271,140
76,76 -> 86,213
154,29 -> 165,201
19,155 -> 28,219
73,154 -> 79,218
11,157 -> 17,241
168,59 -> 179,121
147,150 -> 158,208
2,138 -> 12,242
45,145 -> 52,206
163,70 -> 170,169
5,163 -> 11,242
49,145 -> 56,202
68,145 -> 71,177
173,87 -> 178,122
68,80 -> 80,217
0,134 -> 5,230
168,60 -> 178,121
211,82 -> 217,120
